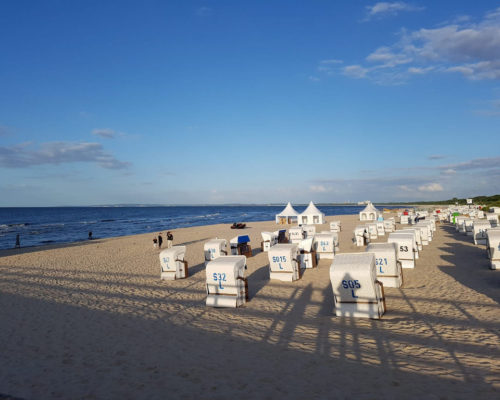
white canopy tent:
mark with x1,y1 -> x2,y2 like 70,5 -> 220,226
359,202 -> 380,221
275,202 -> 300,224
298,201 -> 325,225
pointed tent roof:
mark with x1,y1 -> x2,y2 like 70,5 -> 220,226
277,202 -> 299,217
301,201 -> 324,216
361,202 -> 379,213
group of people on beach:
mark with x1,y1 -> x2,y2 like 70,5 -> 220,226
153,231 -> 173,249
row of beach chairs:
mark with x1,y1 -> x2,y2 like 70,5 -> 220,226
158,216 -> 440,319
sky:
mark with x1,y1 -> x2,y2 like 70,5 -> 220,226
1,0 -> 499,206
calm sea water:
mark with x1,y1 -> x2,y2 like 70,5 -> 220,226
0,205 -> 402,250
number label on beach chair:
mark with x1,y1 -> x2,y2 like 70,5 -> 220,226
162,257 -> 171,269
272,255 -> 287,269
320,240 -> 330,251
400,246 -> 409,252
212,272 -> 227,289
342,279 -> 361,298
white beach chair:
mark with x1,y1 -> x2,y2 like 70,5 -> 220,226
473,219 -> 490,245
298,238 -> 316,269
388,232 -> 417,269
366,223 -> 378,240
206,256 -> 248,307
486,229 -> 500,270
230,235 -> 252,257
376,221 -> 385,236
464,219 -> 474,236
268,243 -> 301,282
487,214 -> 499,228
354,225 -> 367,247
160,246 -> 188,280
302,224 -> 316,239
204,239 -> 228,266
261,231 -> 278,252
366,243 -> 403,288
330,221 -> 341,233
289,226 -> 305,244
383,219 -> 395,233
313,232 -> 336,261
330,253 -> 386,319
399,228 -> 422,254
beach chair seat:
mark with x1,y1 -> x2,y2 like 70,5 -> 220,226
330,221 -> 341,233
330,253 -> 386,319
302,224 -> 316,239
388,232 -> 416,268
376,221 -> 385,236
472,219 -> 490,245
298,238 -> 316,269
366,223 -> 378,240
268,243 -> 301,281
486,229 -> 500,270
487,214 -> 499,228
204,239 -> 228,265
366,243 -> 403,288
464,219 -> 474,236
313,232 -> 336,261
160,246 -> 188,280
399,228 -> 422,255
206,256 -> 248,307
230,235 -> 252,257
289,226 -> 305,244
261,231 -> 278,252
383,219 -> 395,233
353,225 -> 367,247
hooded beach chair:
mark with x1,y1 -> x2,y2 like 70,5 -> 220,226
366,242 -> 403,288
268,243 -> 301,282
206,256 -> 248,307
159,246 -> 188,280
330,253 -> 386,319
204,238 -> 228,265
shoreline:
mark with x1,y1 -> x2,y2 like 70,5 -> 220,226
1,213 -> 498,399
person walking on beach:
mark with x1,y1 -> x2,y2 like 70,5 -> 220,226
167,231 -> 173,248
88,231 -> 93,240
158,233 -> 163,248
153,236 -> 158,248
15,234 -> 20,248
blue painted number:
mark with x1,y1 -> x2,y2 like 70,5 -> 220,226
212,272 -> 227,289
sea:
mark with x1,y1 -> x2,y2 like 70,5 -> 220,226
0,205 -> 404,250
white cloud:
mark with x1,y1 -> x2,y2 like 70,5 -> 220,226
343,65 -> 369,78
418,183 -> 443,192
365,2 -> 424,20
323,7 -> 500,84
408,66 -> 434,74
310,185 -> 330,193
92,128 -> 116,138
308,76 -> 320,82
0,141 -> 130,169
439,156 -> 500,172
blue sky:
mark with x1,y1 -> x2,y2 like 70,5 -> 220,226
1,1 -> 499,206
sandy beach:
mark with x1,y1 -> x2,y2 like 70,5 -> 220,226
0,214 -> 499,399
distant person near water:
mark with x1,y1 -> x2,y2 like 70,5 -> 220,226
15,234 -> 20,248
167,231 -> 173,248
158,233 -> 163,248
153,237 -> 158,248
88,231 -> 93,240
